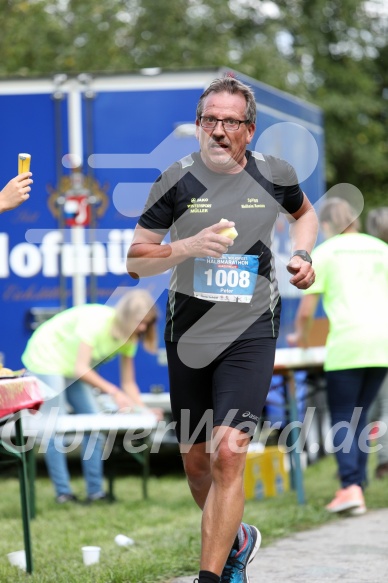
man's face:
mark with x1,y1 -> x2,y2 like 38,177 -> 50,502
195,91 -> 256,174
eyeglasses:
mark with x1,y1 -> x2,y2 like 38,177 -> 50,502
199,116 -> 250,132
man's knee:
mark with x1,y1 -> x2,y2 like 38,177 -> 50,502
210,430 -> 249,481
182,444 -> 210,484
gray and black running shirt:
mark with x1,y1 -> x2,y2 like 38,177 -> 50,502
138,150 -> 304,344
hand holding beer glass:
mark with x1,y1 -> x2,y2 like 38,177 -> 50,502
0,153 -> 32,213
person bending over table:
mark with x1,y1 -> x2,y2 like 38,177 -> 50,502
21,289 -> 159,504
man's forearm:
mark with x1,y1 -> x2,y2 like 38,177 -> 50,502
289,207 -> 318,254
127,239 -> 189,278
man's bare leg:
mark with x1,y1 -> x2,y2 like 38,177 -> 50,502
182,426 -> 250,576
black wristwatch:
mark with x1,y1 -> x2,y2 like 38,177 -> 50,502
291,250 -> 312,264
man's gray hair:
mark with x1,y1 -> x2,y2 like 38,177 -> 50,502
196,76 -> 257,124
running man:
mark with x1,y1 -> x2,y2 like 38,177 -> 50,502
127,76 -> 318,583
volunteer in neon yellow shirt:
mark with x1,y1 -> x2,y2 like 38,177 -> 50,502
288,197 -> 388,516
366,207 -> 388,479
22,289 -> 159,504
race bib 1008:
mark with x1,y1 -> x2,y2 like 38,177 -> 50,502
193,254 -> 259,303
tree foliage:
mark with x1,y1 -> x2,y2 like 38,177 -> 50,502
272,0 -> 388,209
1,0 -> 387,209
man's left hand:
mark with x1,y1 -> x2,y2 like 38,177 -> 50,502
286,257 -> 316,289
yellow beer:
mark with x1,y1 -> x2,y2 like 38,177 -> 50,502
18,153 -> 31,174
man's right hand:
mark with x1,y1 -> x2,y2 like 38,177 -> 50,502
184,220 -> 236,258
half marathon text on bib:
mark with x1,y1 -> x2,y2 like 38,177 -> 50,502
193,254 -> 259,303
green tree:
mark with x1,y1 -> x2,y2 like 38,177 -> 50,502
264,0 -> 388,208
1,0 -> 387,209
0,0 -> 63,75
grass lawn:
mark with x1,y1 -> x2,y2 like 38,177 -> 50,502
0,452 -> 387,582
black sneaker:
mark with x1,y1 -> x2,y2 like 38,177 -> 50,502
56,493 -> 79,504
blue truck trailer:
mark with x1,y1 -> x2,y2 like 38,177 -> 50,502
0,68 -> 325,396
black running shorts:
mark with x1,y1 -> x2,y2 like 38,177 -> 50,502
166,337 -> 277,444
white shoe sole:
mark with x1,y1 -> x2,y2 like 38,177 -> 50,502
246,527 -> 261,583
349,505 -> 367,516
326,500 -> 362,513
248,526 -> 262,562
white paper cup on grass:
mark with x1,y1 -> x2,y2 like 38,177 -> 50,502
82,546 -> 101,566
115,534 -> 135,547
7,550 -> 26,570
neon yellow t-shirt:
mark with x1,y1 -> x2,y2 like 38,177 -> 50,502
22,304 -> 137,376
304,233 -> 388,371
